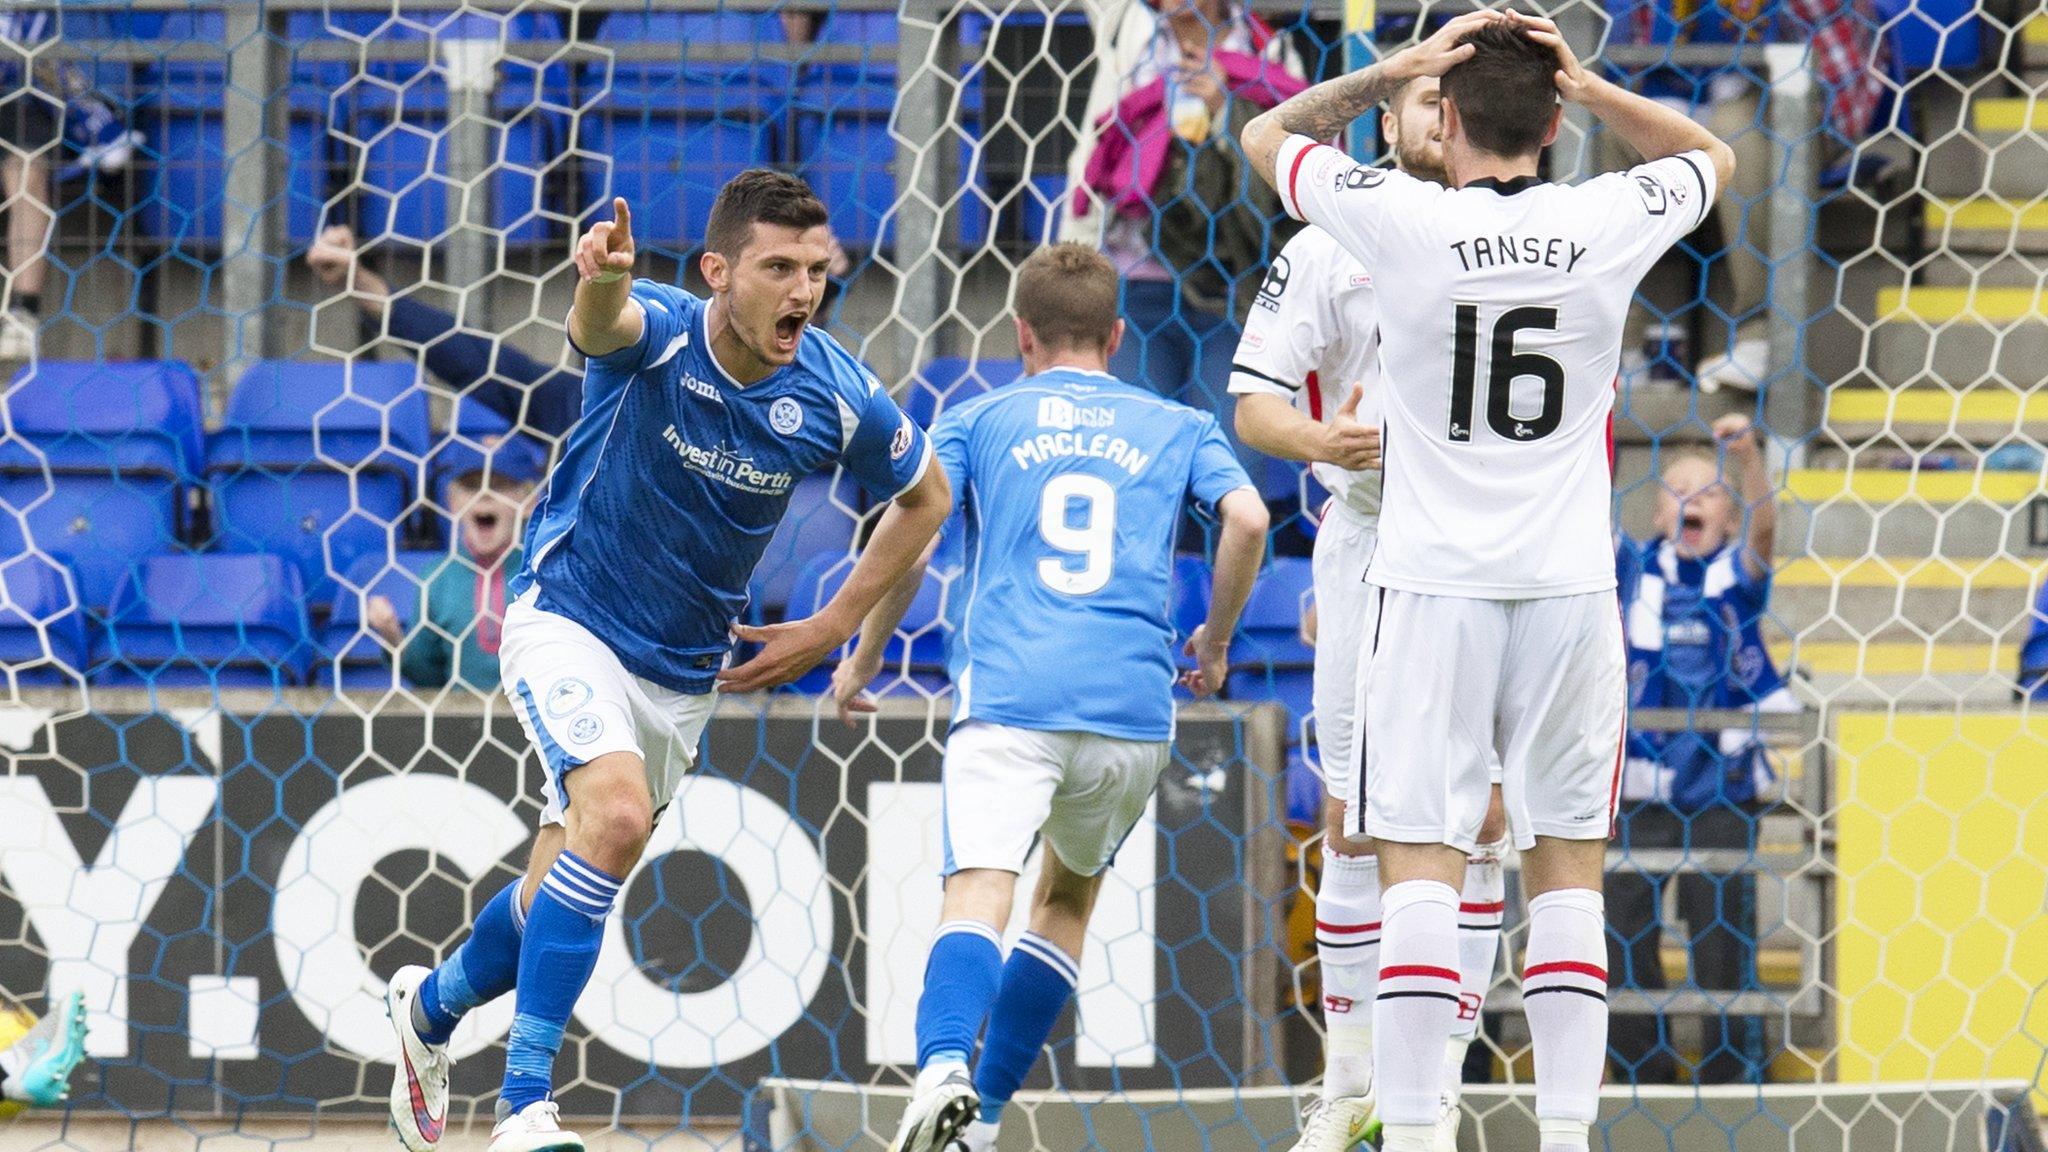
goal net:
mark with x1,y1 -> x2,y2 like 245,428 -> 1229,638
0,2 -> 2039,1150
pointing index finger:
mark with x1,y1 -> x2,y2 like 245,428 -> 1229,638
613,197 -> 633,243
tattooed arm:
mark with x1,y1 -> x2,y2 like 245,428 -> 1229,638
1243,10 -> 1501,188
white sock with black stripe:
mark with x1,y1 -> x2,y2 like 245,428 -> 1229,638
1523,888 -> 1608,1152
1315,847 -> 1379,1100
1372,879 -> 1461,1151
1447,840 -> 1507,1086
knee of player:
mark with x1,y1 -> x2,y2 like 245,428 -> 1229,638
1479,790 -> 1510,846
571,787 -> 654,860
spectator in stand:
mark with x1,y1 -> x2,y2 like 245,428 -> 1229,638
1603,0 -> 1886,392
368,466 -> 535,693
1061,0 -> 1305,444
2020,580 -> 2048,702
306,225 -> 584,438
1611,413 -> 1797,1085
0,10 -> 57,360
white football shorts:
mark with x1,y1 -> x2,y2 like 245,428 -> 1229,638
1317,504 -> 1503,840
500,588 -> 717,829
940,720 -> 1170,878
1357,586 -> 1625,852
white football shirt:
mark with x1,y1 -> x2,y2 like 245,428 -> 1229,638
1273,134 -> 1716,599
1227,226 -> 1383,522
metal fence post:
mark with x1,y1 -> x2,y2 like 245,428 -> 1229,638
1765,42 -> 1818,465
886,0 -> 955,384
442,35 -> 501,325
219,3 -> 288,405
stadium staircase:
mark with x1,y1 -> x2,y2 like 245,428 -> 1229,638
1786,11 -> 2048,708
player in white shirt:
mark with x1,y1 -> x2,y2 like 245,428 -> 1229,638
1243,12 -> 1735,1152
1230,73 -> 1508,1152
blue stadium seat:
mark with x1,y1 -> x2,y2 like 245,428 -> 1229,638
122,10 -> 334,245
208,361 -> 429,598
95,554 -> 315,688
1876,0 -> 1981,72
334,10 -> 572,244
320,548 -> 446,689
0,554 -> 88,685
1229,557 -> 1315,670
1170,553 -> 1212,645
582,12 -> 791,249
211,360 -> 431,470
0,361 -> 206,606
904,357 -> 1026,427
750,472 -> 863,619
782,551 -> 949,693
794,12 -> 901,247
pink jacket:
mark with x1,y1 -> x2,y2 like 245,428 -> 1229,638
1077,49 -> 1310,221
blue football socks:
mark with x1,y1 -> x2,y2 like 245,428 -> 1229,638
500,851 -> 622,1112
914,920 -> 1005,1070
414,878 -> 529,1047
974,932 -> 1079,1125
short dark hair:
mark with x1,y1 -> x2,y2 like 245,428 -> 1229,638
705,169 -> 830,257
1014,244 -> 1119,353
1441,20 -> 1558,159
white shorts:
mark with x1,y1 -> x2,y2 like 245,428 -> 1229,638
1316,506 -> 1502,839
1309,502 -> 1375,813
940,720 -> 1170,878
500,589 -> 718,828
1358,586 -> 1626,852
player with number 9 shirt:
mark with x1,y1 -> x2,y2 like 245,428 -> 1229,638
829,243 -> 1269,1152
1244,10 -> 1736,1152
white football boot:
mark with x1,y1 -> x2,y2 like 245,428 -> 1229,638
890,1065 -> 979,1152
384,965 -> 452,1152
488,1100 -> 584,1152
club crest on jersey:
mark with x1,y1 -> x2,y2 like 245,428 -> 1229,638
1036,396 -> 1115,431
544,678 -> 592,718
890,412 -> 914,461
568,713 -> 603,744
769,397 -> 804,436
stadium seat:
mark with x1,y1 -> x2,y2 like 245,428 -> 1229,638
208,361 -> 429,598
782,551 -> 949,693
793,12 -> 902,247
582,12 -> 791,250
0,361 -> 207,607
1879,0 -> 1982,72
1228,557 -> 1316,671
95,553 -> 315,688
333,10 -> 573,245
903,357 -> 1026,427
0,554 -> 89,685
320,548 -> 446,689
750,472 -> 863,619
122,10 -> 334,245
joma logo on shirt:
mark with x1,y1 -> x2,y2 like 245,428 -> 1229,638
679,373 -> 723,404
1037,396 -> 1115,431
661,424 -> 794,495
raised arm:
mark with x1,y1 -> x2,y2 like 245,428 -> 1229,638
1716,414 -> 1775,580
1517,13 -> 1736,190
1243,11 -> 1497,189
568,197 -> 644,358
1183,488 -> 1271,698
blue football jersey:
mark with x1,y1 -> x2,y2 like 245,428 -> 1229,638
933,368 -> 1253,741
511,281 -> 932,693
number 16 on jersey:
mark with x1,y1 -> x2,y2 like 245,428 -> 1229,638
1448,303 -> 1567,444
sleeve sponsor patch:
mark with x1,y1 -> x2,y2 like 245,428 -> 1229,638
1252,254 -> 1292,312
1634,172 -> 1669,216
890,412 -> 914,460
1340,166 -> 1389,191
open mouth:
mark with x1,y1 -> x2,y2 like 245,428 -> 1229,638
773,312 -> 808,354
471,511 -> 500,533
1679,510 -> 1707,544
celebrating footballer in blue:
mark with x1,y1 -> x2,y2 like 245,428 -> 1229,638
382,173 -> 952,1152
829,244 -> 1270,1152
